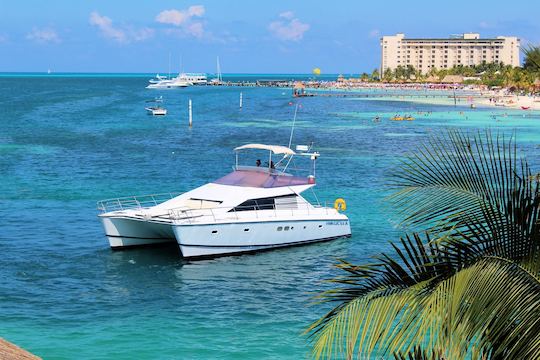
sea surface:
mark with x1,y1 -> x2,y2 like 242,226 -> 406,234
1,74 -> 540,359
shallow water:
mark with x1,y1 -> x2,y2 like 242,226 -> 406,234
1,76 -> 539,359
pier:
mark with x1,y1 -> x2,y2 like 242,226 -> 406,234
204,81 -> 490,100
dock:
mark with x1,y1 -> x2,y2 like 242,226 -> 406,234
205,81 -> 489,100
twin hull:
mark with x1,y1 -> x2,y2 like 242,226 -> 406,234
100,216 -> 175,248
175,218 -> 351,258
100,215 -> 351,258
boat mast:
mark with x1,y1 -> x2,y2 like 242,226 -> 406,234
216,56 -> 222,83
287,103 -> 299,149
180,54 -> 183,74
168,52 -> 171,78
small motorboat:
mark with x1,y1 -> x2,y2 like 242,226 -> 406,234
145,96 -> 167,116
145,107 -> 167,116
521,106 -> 531,110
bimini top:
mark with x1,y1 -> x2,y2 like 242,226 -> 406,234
234,144 -> 295,155
213,170 -> 311,188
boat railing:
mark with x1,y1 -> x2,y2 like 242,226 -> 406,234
97,192 -> 182,213
168,201 -> 334,224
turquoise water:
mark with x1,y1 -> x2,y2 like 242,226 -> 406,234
1,76 -> 540,359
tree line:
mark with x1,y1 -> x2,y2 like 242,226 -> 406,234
356,45 -> 540,91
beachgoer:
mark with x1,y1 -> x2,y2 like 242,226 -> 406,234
270,161 -> 275,169
256,159 -> 261,167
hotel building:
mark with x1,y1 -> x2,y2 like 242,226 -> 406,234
380,33 -> 520,75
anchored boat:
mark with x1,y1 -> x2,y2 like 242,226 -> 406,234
97,144 -> 351,258
145,96 -> 167,116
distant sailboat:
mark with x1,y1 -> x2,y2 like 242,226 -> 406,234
217,56 -> 222,83
47,69 -> 51,74
210,56 -> 222,84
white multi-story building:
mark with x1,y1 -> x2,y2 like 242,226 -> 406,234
380,33 -> 520,75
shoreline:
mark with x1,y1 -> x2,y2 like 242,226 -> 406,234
299,84 -> 540,111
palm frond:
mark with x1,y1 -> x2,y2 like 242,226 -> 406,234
306,234 -> 456,343
522,44 -> 540,71
309,287 -> 426,359
393,346 -> 444,360
389,129 -> 540,264
310,257 -> 540,359
408,257 -> 540,359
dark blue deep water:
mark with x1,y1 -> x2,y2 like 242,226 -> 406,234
1,75 -> 540,359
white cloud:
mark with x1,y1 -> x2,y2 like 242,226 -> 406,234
269,12 -> 309,42
479,21 -> 490,29
26,27 -> 61,43
368,29 -> 380,38
156,9 -> 190,26
156,5 -> 206,38
187,22 -> 204,38
132,27 -> 155,41
89,12 -> 127,43
89,11 -> 154,44
279,11 -> 295,20
188,5 -> 205,17
156,6 -> 205,25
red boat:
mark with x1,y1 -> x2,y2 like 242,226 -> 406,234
521,106 -> 531,110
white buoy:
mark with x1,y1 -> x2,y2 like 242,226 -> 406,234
239,92 -> 243,108
188,98 -> 193,127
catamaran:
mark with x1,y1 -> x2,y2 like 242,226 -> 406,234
97,144 -> 351,258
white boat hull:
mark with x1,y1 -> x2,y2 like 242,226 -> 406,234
145,107 -> 167,116
174,218 -> 351,258
99,216 -> 176,249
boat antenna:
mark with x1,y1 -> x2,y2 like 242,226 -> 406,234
287,103 -> 299,149
180,54 -> 183,74
168,52 -> 171,78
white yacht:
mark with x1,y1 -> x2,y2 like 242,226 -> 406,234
177,73 -> 207,85
146,75 -> 190,89
97,144 -> 351,258
148,74 -> 168,84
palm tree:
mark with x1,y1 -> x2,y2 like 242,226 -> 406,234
382,68 -> 394,83
523,44 -> 540,72
308,130 -> 540,360
371,69 -> 380,82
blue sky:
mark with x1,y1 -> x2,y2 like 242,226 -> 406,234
1,0 -> 539,73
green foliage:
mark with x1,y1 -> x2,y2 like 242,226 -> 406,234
377,60 -> 538,91
370,68 -> 380,81
308,130 -> 540,359
523,44 -> 540,72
